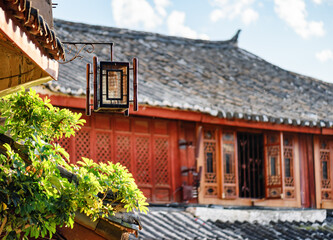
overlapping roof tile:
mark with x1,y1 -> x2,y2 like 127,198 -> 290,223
130,207 -> 235,239
131,207 -> 333,240
48,19 -> 333,128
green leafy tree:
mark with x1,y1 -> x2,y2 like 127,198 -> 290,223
0,89 -> 148,239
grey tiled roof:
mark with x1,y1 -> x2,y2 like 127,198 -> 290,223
131,207 -> 333,240
130,207 -> 237,239
49,19 -> 333,128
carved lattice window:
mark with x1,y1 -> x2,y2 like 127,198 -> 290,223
111,119 -> 172,202
320,139 -> 331,200
205,144 -> 216,179
222,132 -> 237,198
154,137 -> 169,185
75,129 -> 91,163
135,136 -> 151,185
54,136 -> 71,157
265,133 -> 282,198
115,134 -> 131,171
203,129 -> 218,197
283,135 -> 295,199
96,133 -> 111,163
57,112 -> 174,203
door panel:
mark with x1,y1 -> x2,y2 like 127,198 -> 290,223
264,132 -> 282,199
221,132 -> 237,199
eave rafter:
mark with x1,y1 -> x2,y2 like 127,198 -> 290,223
0,3 -> 59,96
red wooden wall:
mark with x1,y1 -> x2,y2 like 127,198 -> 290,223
56,111 -> 183,203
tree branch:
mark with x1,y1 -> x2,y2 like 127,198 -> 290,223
0,216 -> 7,236
0,134 -> 30,164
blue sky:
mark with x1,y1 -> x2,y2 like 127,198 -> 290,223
53,0 -> 333,83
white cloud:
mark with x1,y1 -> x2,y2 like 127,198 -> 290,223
167,11 -> 209,40
111,0 -> 170,30
111,0 -> 209,39
316,49 -> 333,62
242,8 -> 259,25
210,9 -> 224,22
154,0 -> 171,17
312,0 -> 322,4
209,0 -> 259,25
274,0 -> 325,38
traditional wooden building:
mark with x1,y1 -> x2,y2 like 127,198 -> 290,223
38,19 -> 333,210
0,2 -> 141,239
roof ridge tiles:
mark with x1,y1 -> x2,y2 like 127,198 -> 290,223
54,19 -> 239,48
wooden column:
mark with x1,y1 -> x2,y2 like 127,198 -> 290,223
178,122 -> 197,202
186,122 -> 197,203
178,121 -> 188,189
170,120 -> 180,202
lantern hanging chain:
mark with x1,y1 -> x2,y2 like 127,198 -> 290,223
57,42 -> 114,64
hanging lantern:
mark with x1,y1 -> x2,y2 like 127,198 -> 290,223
98,61 -> 129,111
86,49 -> 138,116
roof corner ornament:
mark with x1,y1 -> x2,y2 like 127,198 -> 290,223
230,29 -> 241,44
58,42 -> 139,116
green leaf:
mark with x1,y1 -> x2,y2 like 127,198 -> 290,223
48,176 -> 63,191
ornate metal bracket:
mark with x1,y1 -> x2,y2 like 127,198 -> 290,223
57,42 -> 113,64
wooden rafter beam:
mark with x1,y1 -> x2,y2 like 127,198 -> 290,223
0,6 -> 58,95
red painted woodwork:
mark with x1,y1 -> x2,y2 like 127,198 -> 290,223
202,127 -> 219,198
41,94 -> 332,135
322,128 -> 333,135
55,111 -> 179,203
318,137 -> 333,201
178,122 -> 197,202
46,94 -> 333,208
283,134 -> 296,199
221,131 -> 238,199
58,223 -> 105,240
299,134 -> 316,208
58,221 -> 130,240
264,133 -> 282,199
